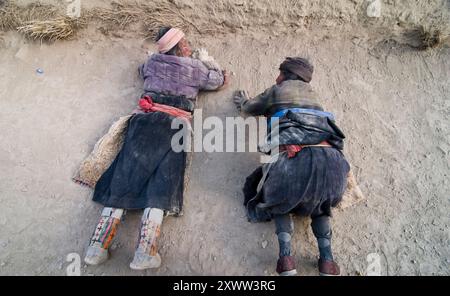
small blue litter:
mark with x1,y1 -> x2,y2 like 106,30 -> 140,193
36,68 -> 44,74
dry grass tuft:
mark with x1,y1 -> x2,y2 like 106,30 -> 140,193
86,1 -> 198,37
17,17 -> 85,42
405,26 -> 444,50
0,1 -> 59,31
0,0 -> 198,41
0,0 -> 83,41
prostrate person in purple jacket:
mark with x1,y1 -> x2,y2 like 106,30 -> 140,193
84,27 -> 228,270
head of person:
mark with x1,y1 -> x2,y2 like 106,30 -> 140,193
155,26 -> 192,57
276,57 -> 314,85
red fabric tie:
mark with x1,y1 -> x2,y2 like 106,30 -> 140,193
138,96 -> 192,121
282,145 -> 303,158
280,141 -> 332,158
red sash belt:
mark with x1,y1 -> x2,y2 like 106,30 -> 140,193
280,141 -> 332,158
138,95 -> 192,121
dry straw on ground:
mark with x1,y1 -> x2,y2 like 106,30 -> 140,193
85,1 -> 198,35
411,26 -> 443,50
0,1 -> 80,41
1,0 -> 446,46
0,0 -> 197,41
0,1 -> 59,31
17,17 -> 86,42
394,25 -> 447,51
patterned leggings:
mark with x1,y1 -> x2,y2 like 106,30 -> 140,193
89,207 -> 164,256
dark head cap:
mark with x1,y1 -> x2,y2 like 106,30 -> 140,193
279,57 -> 314,83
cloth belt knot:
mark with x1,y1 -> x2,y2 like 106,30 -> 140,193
138,95 -> 192,121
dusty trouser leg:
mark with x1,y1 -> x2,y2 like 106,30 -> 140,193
129,208 -> 164,270
311,215 -> 333,261
274,214 -> 296,276
274,214 -> 294,257
84,207 -> 124,265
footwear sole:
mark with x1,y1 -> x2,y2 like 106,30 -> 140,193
84,248 -> 109,266
129,254 -> 161,270
84,255 -> 108,266
319,272 -> 340,276
279,269 -> 297,276
129,262 -> 161,270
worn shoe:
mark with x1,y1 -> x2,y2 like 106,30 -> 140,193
276,256 -> 297,276
318,258 -> 340,276
84,245 -> 109,265
129,251 -> 161,270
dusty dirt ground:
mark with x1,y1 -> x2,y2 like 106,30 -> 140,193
0,0 -> 449,275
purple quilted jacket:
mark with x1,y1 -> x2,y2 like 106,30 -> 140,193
139,54 -> 224,99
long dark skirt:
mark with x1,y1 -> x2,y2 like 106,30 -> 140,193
93,112 -> 186,213
243,147 -> 350,222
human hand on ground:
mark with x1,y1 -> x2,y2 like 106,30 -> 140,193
217,70 -> 230,90
233,90 -> 249,111
222,70 -> 231,87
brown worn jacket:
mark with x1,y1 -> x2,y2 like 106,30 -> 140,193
239,80 -> 323,117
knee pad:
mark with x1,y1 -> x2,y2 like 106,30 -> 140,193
277,232 -> 292,242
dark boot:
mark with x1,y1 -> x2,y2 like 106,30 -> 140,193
276,256 -> 297,276
318,258 -> 340,276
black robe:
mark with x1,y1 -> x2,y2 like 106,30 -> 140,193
93,94 -> 192,214
243,111 -> 350,222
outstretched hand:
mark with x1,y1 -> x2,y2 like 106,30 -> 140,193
233,90 -> 249,111
218,70 -> 231,90
222,70 -> 230,86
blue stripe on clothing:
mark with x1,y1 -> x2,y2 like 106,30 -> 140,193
270,108 -> 335,128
